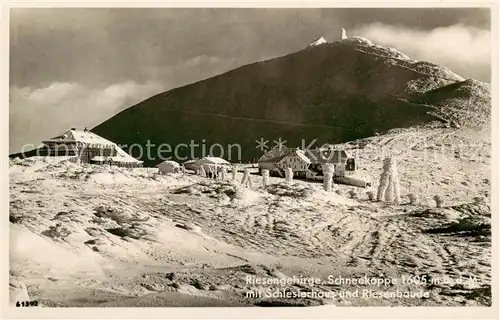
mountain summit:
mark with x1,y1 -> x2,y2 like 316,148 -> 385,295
92,37 -> 490,165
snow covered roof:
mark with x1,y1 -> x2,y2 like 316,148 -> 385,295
309,36 -> 327,46
259,149 -> 311,165
196,157 -> 230,165
259,154 -> 288,164
257,147 -> 295,163
284,149 -> 311,164
43,129 -> 116,149
157,160 -> 180,168
91,156 -> 142,164
347,36 -> 373,46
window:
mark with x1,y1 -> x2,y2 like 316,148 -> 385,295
346,158 -> 355,171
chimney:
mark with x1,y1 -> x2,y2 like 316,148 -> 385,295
341,28 -> 348,40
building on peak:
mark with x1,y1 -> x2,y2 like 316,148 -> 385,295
341,28 -> 348,40
309,36 -> 327,46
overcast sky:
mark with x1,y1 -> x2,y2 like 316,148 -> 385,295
9,8 -> 491,153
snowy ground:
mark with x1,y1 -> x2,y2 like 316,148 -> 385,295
9,127 -> 491,307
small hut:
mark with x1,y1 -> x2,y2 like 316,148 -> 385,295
183,160 -> 197,172
194,157 -> 231,173
157,160 -> 181,174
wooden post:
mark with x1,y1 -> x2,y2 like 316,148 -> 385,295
232,165 -> 237,182
262,169 -> 270,187
241,168 -> 253,188
323,164 -> 335,192
285,168 -> 293,184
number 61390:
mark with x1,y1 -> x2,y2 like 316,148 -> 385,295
16,301 -> 38,307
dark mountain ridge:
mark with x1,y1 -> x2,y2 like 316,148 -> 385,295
91,37 -> 490,166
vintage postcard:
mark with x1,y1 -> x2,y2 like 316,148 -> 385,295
2,1 -> 498,319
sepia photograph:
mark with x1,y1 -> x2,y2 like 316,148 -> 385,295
3,2 -> 497,316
